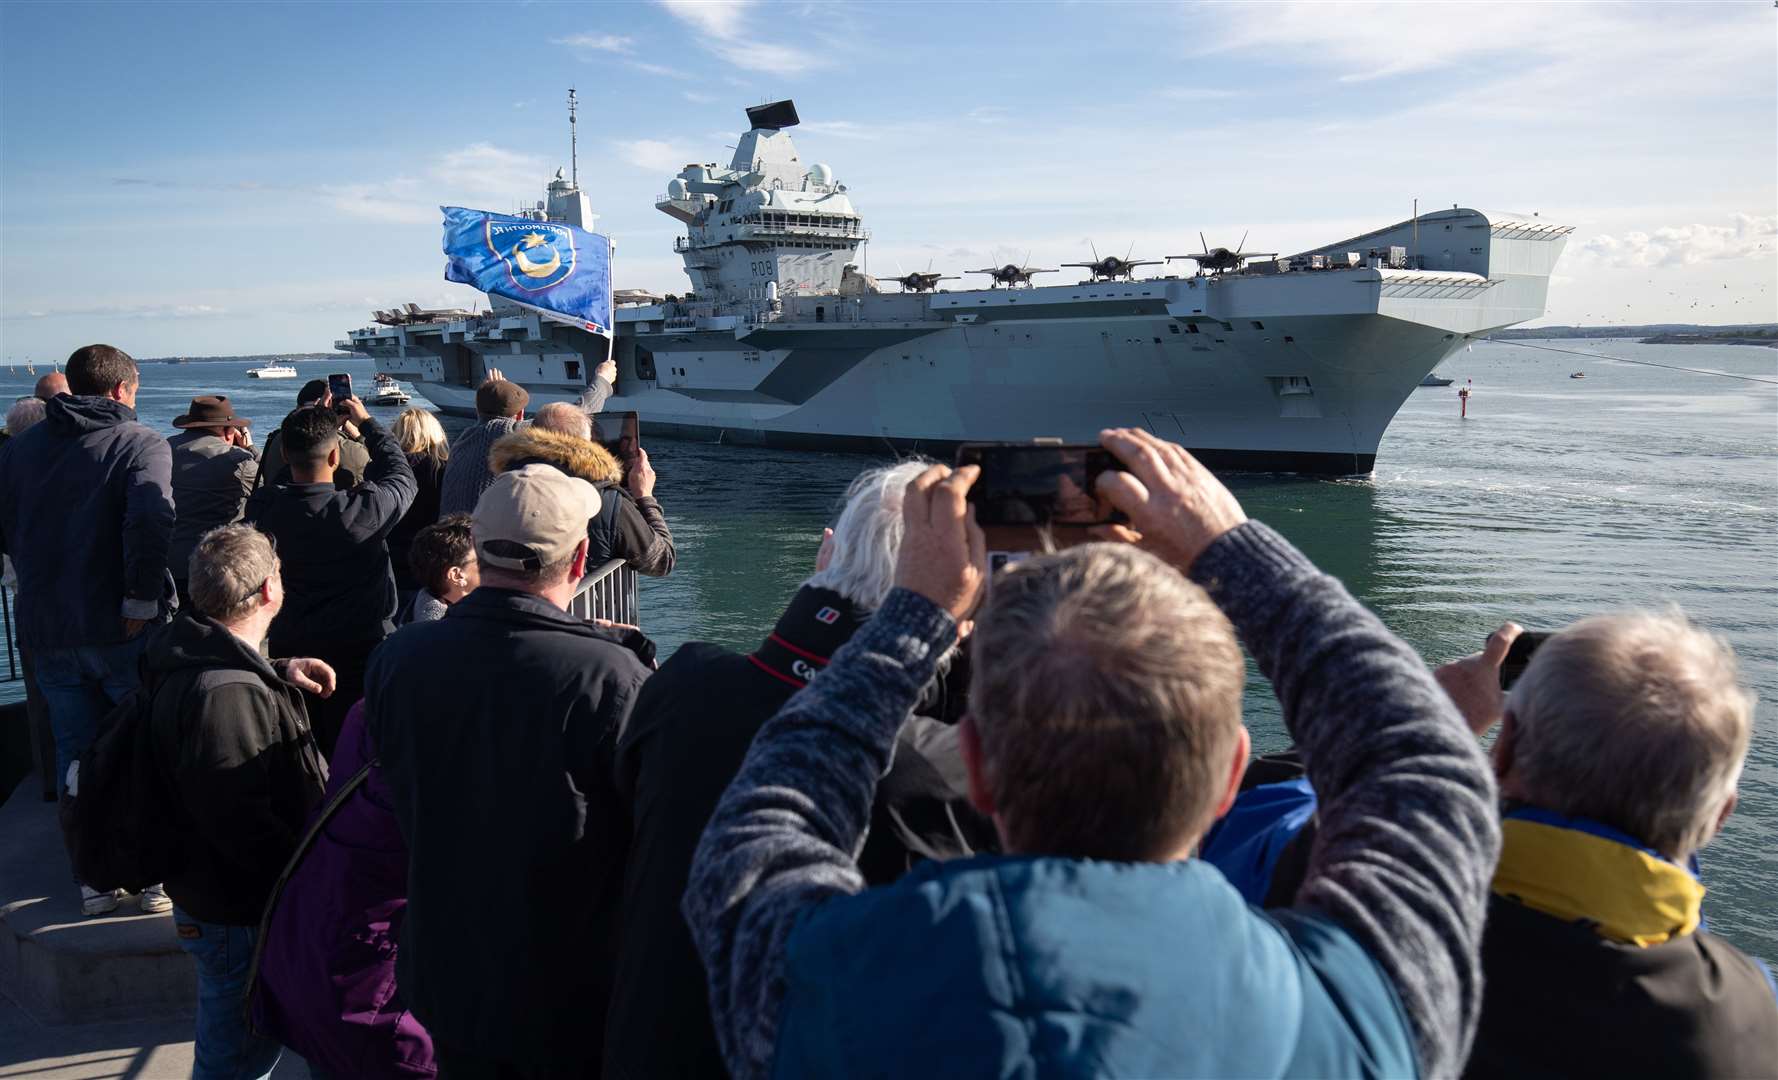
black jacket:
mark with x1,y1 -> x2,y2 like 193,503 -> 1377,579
603,586 -> 992,1080
0,394 -> 174,649
245,417 -> 417,650
366,587 -> 652,1066
387,452 -> 445,594
146,614 -> 328,925
489,426 -> 675,577
1467,894 -> 1778,1078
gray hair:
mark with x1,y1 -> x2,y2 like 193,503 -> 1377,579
532,402 -> 592,441
189,524 -> 278,625
970,543 -> 1246,860
803,458 -> 933,610
1508,611 -> 1754,857
5,397 -> 45,437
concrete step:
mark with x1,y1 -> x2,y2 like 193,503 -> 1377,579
0,780 -> 194,1026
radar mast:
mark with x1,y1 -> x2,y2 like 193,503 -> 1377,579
567,88 -> 579,189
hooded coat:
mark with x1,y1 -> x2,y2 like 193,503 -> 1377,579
489,426 -> 675,577
145,614 -> 328,925
0,394 -> 174,649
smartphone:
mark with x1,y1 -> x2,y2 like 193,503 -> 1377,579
593,410 -> 641,461
956,442 -> 1127,527
327,373 -> 353,408
1498,631 -> 1553,690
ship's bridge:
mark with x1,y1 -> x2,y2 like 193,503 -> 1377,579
654,99 -> 867,316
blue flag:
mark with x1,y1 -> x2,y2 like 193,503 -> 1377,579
442,206 -> 612,334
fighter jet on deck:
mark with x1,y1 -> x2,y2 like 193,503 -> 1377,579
1167,232 -> 1276,276
1063,243 -> 1163,282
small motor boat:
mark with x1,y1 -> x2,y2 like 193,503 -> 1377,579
1570,372 -> 1586,380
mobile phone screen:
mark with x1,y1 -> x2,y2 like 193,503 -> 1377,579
957,443 -> 1126,527
327,373 -> 353,404
1499,631 -> 1553,690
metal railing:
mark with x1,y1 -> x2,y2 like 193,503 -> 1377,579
1,585 -> 17,683
567,559 -> 640,627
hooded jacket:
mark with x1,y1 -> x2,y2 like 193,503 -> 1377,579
490,426 -> 674,576
0,394 -> 174,649
146,613 -> 328,925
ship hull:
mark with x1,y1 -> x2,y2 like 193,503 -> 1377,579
344,209 -> 1570,475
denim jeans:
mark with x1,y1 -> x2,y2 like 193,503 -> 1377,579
173,906 -> 283,1080
33,635 -> 147,795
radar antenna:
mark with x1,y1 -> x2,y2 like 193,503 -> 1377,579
568,88 -> 579,188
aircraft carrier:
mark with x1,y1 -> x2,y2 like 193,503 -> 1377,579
340,98 -> 1572,474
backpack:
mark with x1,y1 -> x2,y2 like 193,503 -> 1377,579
58,669 -> 257,892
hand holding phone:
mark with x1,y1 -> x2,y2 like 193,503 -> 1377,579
327,373 -> 353,412
957,442 -> 1127,528
1498,630 -> 1551,691
1094,428 -> 1247,572
1434,623 -> 1525,736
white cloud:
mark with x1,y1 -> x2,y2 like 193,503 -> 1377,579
658,0 -> 747,38
318,143 -> 551,224
682,90 -> 721,104
1576,214 -> 1777,269
614,139 -> 694,173
553,33 -> 634,54
657,0 -> 825,75
625,59 -> 692,79
798,120 -> 873,140
1160,87 -> 1239,101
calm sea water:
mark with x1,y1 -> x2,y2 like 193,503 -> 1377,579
6,339 -> 1774,959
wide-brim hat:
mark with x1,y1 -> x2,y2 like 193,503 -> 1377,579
173,395 -> 251,429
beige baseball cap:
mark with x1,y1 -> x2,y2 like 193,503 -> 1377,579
472,464 -> 600,571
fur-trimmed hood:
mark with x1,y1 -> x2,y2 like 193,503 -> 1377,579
489,425 -> 623,486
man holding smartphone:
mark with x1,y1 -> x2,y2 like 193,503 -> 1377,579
245,392 -> 416,758
686,429 -> 1500,1080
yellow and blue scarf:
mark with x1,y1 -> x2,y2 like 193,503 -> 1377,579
1492,806 -> 1704,947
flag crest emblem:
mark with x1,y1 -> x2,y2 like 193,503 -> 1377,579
488,220 -> 576,292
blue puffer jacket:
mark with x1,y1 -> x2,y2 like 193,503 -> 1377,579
0,394 -> 174,649
774,854 -> 1417,1079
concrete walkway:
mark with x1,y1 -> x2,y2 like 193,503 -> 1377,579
0,780 -> 318,1077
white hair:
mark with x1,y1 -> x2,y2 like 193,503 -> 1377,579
1508,610 -> 1754,857
5,397 -> 45,437
803,458 -> 933,610
533,402 -> 592,441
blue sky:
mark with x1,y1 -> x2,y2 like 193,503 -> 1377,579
2,0 -> 1774,358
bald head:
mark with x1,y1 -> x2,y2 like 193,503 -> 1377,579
532,402 -> 592,441
34,372 -> 68,400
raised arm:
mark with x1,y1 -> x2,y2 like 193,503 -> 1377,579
683,464 -> 983,1080
336,399 -> 417,541
577,358 -> 615,415
1098,428 -> 1499,1080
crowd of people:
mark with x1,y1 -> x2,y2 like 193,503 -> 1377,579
0,343 -> 1772,1079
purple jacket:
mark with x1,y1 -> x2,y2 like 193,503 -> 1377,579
253,701 -> 435,1077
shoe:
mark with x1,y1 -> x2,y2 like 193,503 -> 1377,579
138,883 -> 172,915
80,885 -> 124,917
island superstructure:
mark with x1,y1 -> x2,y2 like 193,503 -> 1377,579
341,99 -> 1572,474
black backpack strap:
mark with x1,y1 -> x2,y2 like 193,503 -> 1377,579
242,760 -> 376,1035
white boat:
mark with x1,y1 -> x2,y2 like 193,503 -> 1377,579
247,362 -> 298,379
370,373 -> 410,405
